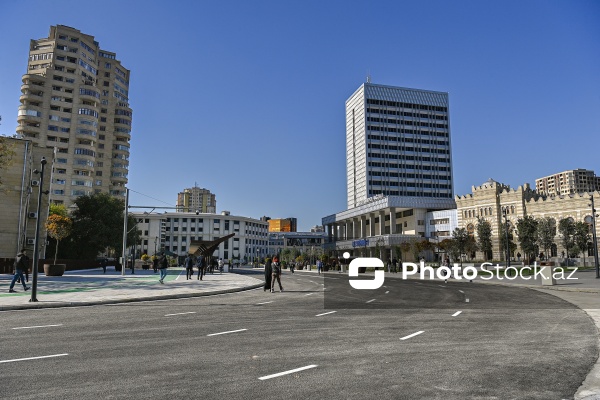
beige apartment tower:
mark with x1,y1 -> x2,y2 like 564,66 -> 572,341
16,25 -> 132,206
536,169 -> 600,197
176,186 -> 216,213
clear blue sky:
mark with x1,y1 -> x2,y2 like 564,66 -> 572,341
1,0 -> 599,231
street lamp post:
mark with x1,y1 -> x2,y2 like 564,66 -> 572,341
154,236 -> 158,256
30,157 -> 47,303
502,207 -> 510,268
589,195 -> 599,278
121,188 -> 129,276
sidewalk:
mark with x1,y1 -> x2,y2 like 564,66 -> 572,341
0,267 -> 263,311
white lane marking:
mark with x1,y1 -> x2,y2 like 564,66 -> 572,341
400,331 -> 424,341
207,328 -> 248,337
165,312 -> 196,316
12,324 -> 63,330
315,311 -> 337,317
452,311 -> 462,317
438,285 -> 446,288
305,293 -> 315,296
366,299 -> 376,303
385,291 -> 390,294
459,290 -> 464,293
465,298 -> 470,303
259,365 -> 318,380
0,354 -> 68,364
175,268 -> 185,281
256,301 -> 273,305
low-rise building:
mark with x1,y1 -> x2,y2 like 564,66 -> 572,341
130,210 -> 268,262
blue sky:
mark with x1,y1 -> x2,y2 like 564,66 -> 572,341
1,0 -> 599,231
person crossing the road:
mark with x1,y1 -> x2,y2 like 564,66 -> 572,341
270,256 -> 283,293
185,255 -> 194,280
158,252 -> 168,284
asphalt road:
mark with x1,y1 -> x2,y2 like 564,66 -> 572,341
1,270 -> 597,399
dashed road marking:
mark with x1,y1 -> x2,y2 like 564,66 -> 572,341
385,291 -> 390,294
366,299 -> 376,303
452,311 -> 462,317
0,354 -> 68,364
459,290 -> 464,293
316,311 -> 337,317
207,328 -> 248,337
165,312 -> 196,317
12,324 -> 63,330
256,301 -> 273,305
259,365 -> 318,380
400,331 -> 424,341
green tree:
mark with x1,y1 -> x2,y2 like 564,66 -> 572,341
573,221 -> 591,267
45,214 -> 73,264
49,203 -> 69,217
465,236 -> 479,260
536,217 -> 556,261
399,242 -> 412,261
476,218 -> 492,260
499,223 -> 517,261
558,218 -> 576,262
64,193 -> 140,260
516,216 -> 538,264
452,228 -> 469,266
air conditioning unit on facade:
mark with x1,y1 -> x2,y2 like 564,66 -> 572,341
28,212 -> 38,219
31,180 -> 40,187
26,238 -> 35,245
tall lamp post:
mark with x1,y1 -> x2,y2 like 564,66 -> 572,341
589,195 -> 599,278
30,157 -> 47,302
502,207 -> 510,268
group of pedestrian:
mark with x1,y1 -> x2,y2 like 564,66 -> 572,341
386,258 -> 402,273
264,256 -> 283,293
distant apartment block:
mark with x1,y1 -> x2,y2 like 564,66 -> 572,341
176,186 -> 216,213
268,218 -> 297,232
536,169 -> 600,196
16,25 -> 132,206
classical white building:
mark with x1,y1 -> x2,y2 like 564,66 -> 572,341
130,211 -> 268,261
323,82 -> 456,259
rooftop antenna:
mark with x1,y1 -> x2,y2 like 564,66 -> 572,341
366,70 -> 371,83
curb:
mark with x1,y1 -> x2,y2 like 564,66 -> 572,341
0,283 -> 264,311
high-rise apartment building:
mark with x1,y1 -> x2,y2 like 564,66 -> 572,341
536,169 -> 600,197
346,83 -> 453,208
16,25 -> 132,206
176,186 -> 216,213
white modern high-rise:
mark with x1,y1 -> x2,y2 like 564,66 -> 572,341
322,82 -> 456,258
346,83 -> 453,208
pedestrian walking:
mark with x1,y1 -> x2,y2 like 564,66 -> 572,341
158,252 -> 168,284
271,257 -> 283,292
290,261 -> 295,274
100,258 -> 107,274
218,258 -> 224,274
317,259 -> 322,274
9,249 -> 30,293
197,256 -> 205,280
185,255 -> 194,280
264,258 -> 272,291
152,256 -> 158,273
392,258 -> 397,273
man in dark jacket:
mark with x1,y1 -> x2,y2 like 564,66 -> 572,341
185,256 -> 194,280
158,252 -> 168,284
9,249 -> 30,293
270,257 -> 283,293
